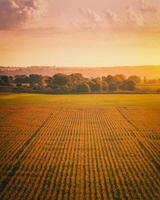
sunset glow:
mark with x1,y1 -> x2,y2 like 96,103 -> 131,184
0,0 -> 160,66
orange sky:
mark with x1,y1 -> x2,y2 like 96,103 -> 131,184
0,0 -> 160,66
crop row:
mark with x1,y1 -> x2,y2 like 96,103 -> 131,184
0,106 -> 159,200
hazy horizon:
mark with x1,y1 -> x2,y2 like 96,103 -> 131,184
1,64 -> 160,68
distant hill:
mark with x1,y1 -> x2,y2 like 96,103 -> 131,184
0,66 -> 160,79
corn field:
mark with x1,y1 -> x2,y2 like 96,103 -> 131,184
0,105 -> 160,200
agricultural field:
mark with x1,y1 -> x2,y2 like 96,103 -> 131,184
0,93 -> 160,200
136,83 -> 160,92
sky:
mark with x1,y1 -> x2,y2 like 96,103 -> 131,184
0,0 -> 160,67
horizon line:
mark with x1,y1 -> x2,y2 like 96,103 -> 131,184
1,64 -> 160,68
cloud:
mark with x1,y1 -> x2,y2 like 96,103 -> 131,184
138,0 -> 158,13
78,8 -> 102,24
103,10 -> 118,23
125,6 -> 144,27
68,8 -> 103,32
125,0 -> 160,27
2,0 -> 159,34
0,0 -> 44,30
101,1 -> 160,33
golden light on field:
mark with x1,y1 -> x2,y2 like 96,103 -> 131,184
0,96 -> 160,199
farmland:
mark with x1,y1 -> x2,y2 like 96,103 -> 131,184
136,83 -> 160,92
0,93 -> 160,200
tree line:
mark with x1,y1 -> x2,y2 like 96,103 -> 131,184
0,73 -> 141,93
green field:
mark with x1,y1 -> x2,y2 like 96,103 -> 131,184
0,93 -> 160,200
0,93 -> 160,107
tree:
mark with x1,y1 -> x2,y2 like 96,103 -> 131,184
42,76 -> 52,87
67,73 -> 87,91
69,73 -> 84,82
128,75 -> 141,84
108,82 -> 118,91
120,80 -> 136,91
76,83 -> 90,93
29,74 -> 43,85
52,85 -> 70,94
102,81 -> 109,92
89,78 -> 102,92
0,72 -> 141,93
105,75 -> 118,91
15,75 -> 29,85
144,76 -> 147,83
0,75 -> 13,86
105,75 -> 114,84
114,74 -> 126,83
52,73 -> 69,86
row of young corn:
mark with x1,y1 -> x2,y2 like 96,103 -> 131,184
0,106 -> 160,200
